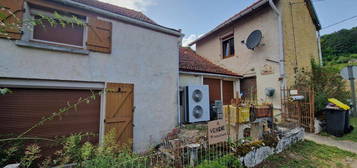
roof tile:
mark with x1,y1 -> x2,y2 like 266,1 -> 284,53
179,47 -> 241,77
71,0 -> 156,24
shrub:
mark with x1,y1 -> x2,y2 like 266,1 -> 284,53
295,61 -> 350,113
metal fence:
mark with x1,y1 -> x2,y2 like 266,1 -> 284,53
281,87 -> 315,132
117,142 -> 234,168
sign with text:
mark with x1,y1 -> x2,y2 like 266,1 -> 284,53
208,120 -> 228,145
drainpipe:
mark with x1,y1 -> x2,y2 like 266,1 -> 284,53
177,31 -> 184,126
317,31 -> 323,66
269,0 -> 285,89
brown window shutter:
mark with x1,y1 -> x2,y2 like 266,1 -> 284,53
0,0 -> 24,40
87,17 -> 112,54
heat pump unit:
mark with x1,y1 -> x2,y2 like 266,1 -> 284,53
184,85 -> 210,123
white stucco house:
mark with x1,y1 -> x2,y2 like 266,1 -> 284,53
0,0 -> 182,152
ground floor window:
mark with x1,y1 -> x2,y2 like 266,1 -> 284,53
240,76 -> 257,101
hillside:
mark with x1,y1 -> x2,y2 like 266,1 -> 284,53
321,27 -> 357,69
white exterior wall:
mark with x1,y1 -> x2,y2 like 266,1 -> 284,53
179,74 -> 202,87
0,18 -> 180,152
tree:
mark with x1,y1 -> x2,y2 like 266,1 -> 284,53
295,61 -> 350,113
321,27 -> 357,65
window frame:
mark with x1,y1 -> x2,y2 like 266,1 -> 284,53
221,35 -> 235,59
29,9 -> 88,49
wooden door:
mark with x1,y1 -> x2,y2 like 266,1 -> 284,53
105,83 -> 134,147
203,78 -> 221,104
222,80 -> 234,105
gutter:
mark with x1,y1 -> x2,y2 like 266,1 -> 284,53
50,0 -> 183,37
269,0 -> 285,88
180,71 -> 242,79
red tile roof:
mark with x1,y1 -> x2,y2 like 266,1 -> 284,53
179,47 -> 241,77
71,0 -> 156,24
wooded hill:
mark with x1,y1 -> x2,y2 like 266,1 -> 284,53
321,27 -> 357,69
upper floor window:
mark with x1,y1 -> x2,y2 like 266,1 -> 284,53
30,8 -> 86,48
0,0 -> 113,53
222,36 -> 235,58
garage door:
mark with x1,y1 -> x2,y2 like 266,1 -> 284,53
222,80 -> 234,105
0,88 -> 101,140
203,78 -> 221,104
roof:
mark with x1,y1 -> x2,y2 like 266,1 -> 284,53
71,0 -> 156,24
179,47 -> 242,77
189,0 -> 321,46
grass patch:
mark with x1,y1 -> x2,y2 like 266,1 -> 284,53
320,117 -> 357,142
336,117 -> 357,142
257,140 -> 357,168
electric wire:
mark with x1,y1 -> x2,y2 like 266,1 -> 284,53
322,15 -> 357,29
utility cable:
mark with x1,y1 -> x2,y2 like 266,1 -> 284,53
322,15 -> 357,29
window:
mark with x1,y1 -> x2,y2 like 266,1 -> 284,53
30,9 -> 86,48
18,2 -> 112,53
222,36 -> 235,58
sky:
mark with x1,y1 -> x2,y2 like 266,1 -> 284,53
99,0 -> 357,46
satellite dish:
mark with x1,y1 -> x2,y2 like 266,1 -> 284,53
246,30 -> 262,50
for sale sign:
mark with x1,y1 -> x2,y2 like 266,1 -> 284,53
208,120 -> 228,145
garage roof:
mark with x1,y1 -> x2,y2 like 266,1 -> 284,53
179,47 -> 242,77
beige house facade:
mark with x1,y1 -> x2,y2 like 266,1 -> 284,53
190,0 -> 321,115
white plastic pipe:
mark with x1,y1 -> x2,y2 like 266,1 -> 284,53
269,0 -> 285,88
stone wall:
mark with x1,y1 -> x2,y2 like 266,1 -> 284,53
241,127 -> 305,167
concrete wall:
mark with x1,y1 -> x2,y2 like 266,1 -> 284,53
280,0 -> 320,86
0,17 -> 180,152
179,74 -> 202,87
195,7 -> 282,109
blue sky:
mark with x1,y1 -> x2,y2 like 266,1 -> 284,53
100,0 -> 357,45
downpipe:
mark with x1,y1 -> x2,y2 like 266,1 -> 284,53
269,0 -> 285,89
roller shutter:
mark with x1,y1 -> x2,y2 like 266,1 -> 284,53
0,88 -> 101,140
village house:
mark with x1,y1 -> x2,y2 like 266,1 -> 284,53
189,0 -> 322,120
0,0 -> 182,152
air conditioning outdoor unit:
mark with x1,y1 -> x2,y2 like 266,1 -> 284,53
184,85 -> 210,123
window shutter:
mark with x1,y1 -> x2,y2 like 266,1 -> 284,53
87,17 -> 112,54
0,0 -> 24,40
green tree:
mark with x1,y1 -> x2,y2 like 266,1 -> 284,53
295,61 -> 350,113
321,27 -> 357,65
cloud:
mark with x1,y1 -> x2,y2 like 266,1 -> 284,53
98,0 -> 153,12
182,34 -> 203,50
